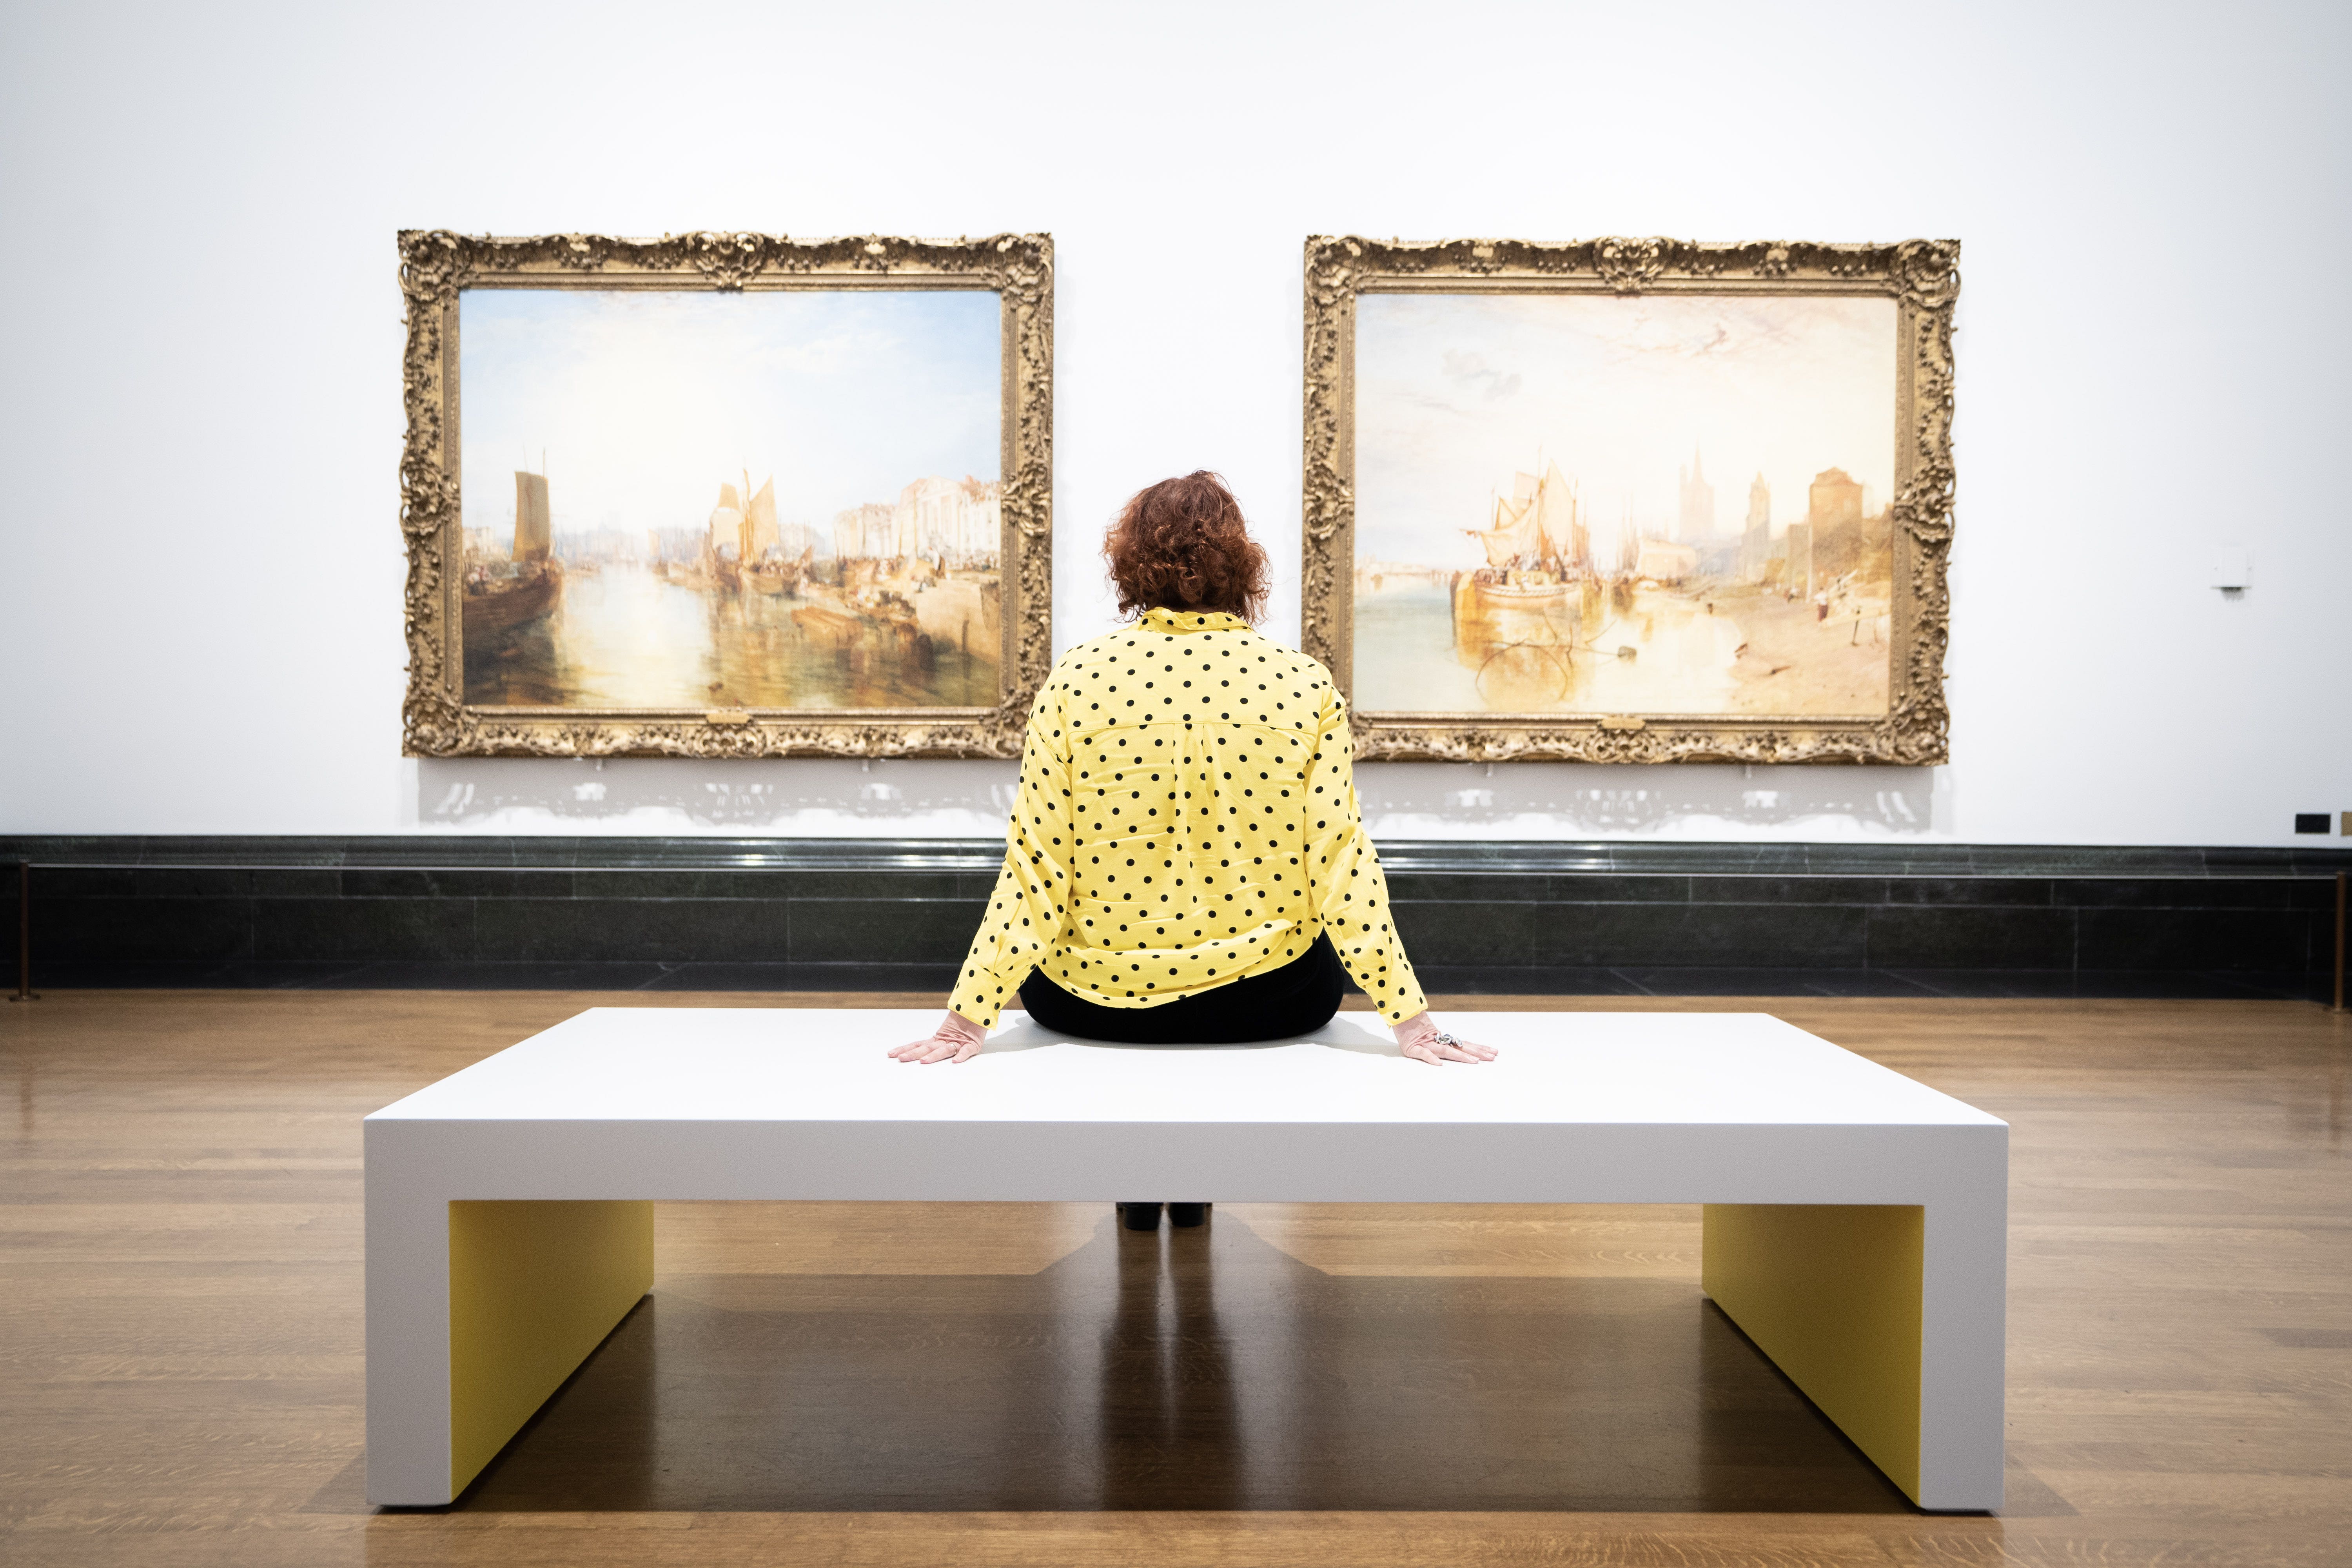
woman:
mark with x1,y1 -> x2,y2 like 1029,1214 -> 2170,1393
891,472 -> 1495,1229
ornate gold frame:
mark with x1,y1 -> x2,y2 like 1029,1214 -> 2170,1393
398,230 -> 1053,757
1301,236 -> 1958,764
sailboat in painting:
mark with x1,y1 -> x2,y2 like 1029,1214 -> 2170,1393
679,470 -> 799,595
461,469 -> 563,639
1448,458 -> 1593,703
739,474 -> 797,595
1463,459 -> 1586,580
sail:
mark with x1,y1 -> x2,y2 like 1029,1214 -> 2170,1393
746,476 -> 781,557
708,482 -> 744,548
1465,490 -> 1541,567
512,471 -> 551,563
1535,461 -> 1579,565
1463,459 -> 1595,570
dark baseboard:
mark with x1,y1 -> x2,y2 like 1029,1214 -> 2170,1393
6,834 -> 2347,877
2,836 -> 2343,995
12,960 -> 2328,1004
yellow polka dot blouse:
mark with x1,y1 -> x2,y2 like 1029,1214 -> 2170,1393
949,606 -> 1428,1030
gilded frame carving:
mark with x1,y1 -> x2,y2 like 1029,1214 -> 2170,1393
398,230 -> 1053,758
1302,235 -> 1958,764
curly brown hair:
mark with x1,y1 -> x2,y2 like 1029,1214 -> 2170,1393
1103,471 -> 1271,622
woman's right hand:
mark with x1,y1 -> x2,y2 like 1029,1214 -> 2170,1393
1392,1010 -> 1498,1065
889,1009 -> 987,1065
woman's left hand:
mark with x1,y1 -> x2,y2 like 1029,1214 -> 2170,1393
888,1010 -> 987,1065
1392,1010 -> 1498,1065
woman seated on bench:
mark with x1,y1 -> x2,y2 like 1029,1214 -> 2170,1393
892,471 -> 1495,1230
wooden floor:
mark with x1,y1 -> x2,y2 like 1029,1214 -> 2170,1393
1,991 -> 2346,1566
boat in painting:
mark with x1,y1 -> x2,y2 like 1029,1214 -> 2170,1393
1449,459 -> 1591,701
461,469 -> 564,641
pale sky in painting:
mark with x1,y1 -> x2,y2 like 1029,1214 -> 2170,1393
1354,292 -> 1897,568
459,289 -> 999,539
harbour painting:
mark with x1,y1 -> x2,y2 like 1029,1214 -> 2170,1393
457,287 -> 1004,712
1351,291 -> 1899,719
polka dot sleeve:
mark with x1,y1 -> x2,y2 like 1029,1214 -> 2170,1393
947,681 -> 1077,1029
1302,685 -> 1428,1024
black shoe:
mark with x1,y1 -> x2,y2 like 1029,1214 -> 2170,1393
1167,1203 -> 1210,1229
1118,1202 -> 1162,1231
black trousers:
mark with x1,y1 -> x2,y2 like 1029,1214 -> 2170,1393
1017,934 -> 1346,1045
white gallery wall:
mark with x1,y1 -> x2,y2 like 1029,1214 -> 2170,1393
1,0 -> 2345,844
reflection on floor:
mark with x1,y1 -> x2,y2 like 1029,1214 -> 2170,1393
463,1205 -> 1910,1515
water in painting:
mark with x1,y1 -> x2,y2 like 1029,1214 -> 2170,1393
1352,292 -> 1898,717
458,288 -> 1003,710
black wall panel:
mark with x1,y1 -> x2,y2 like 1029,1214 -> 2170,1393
0,837 -> 2341,998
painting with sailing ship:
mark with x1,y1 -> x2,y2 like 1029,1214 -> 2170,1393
1351,291 -> 1899,718
457,287 -> 1003,711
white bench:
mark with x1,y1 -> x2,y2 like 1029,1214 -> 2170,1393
364,1007 -> 2007,1510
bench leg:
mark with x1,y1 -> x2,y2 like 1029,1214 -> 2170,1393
1703,1203 -> 1930,1502
446,1200 -> 654,1497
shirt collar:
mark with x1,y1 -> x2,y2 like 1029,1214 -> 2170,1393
1139,606 -> 1248,635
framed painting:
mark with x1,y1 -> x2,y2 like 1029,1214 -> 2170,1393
398,230 -> 1053,757
1302,236 -> 1958,764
